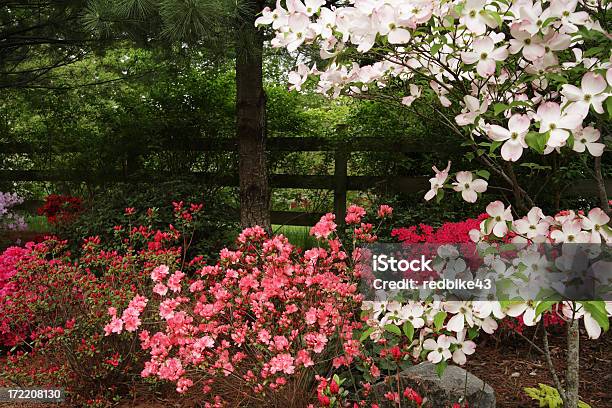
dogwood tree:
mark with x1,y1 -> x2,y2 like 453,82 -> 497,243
257,1 -> 611,407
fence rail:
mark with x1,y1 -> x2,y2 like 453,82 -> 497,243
1,137 -> 608,226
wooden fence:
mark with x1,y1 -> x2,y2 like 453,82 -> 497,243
1,137 -> 609,225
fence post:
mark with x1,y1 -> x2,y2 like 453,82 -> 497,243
334,147 -> 348,225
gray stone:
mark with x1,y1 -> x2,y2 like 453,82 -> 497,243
372,362 -> 495,408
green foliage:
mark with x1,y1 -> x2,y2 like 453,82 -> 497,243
55,182 -> 239,260
524,384 -> 591,408
272,225 -> 317,250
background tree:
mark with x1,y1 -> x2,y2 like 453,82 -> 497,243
83,0 -> 272,229
0,0 -> 101,89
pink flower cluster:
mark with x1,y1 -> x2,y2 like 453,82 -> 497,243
107,205 -> 393,403
392,214 -> 488,244
0,246 -> 28,298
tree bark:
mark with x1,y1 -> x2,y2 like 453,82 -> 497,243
235,0 -> 271,230
565,318 -> 580,408
594,156 -> 611,216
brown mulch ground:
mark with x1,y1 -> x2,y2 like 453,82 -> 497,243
2,327 -> 610,407
468,326 -> 612,407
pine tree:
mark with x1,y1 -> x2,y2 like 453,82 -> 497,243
83,0 -> 272,229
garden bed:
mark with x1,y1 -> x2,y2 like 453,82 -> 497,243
469,329 -> 612,407
2,330 -> 609,407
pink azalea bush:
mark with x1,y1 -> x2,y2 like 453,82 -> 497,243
0,204 -> 205,406
104,205 -> 396,406
0,245 -> 28,299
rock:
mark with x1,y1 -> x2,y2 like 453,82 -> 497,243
372,362 -> 495,408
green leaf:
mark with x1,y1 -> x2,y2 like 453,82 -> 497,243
384,324 -> 402,336
403,321 -> 415,341
493,103 -> 509,116
584,47 -> 603,57
525,131 -> 549,154
468,327 -> 479,340
434,311 -> 447,329
476,169 -> 490,180
582,301 -> 610,332
483,10 -> 502,27
360,327 -> 375,342
435,360 -> 448,377
606,95 -> 612,120
333,374 -> 342,385
430,43 -> 443,55
436,189 -> 445,203
509,100 -> 531,109
489,140 -> 503,154
535,301 -> 556,317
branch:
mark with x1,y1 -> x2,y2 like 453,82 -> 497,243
593,156 -> 611,216
541,324 -> 568,405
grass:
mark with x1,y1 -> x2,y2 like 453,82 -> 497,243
272,224 -> 318,249
24,215 -> 51,233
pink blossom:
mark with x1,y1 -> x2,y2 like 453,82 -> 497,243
377,205 -> 393,218
310,214 -> 336,239
153,283 -> 168,296
103,317 -> 123,336
269,353 -> 295,375
345,205 -> 366,224
167,270 -> 185,293
151,265 -> 170,282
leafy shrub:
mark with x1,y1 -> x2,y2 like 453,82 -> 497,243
53,182 -> 239,260
105,222 -> 367,406
0,192 -> 27,232
524,384 -> 591,408
37,194 -> 83,225
0,204 -> 207,405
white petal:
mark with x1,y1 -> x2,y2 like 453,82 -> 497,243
508,114 -> 531,134
581,72 -> 607,95
461,51 -> 480,65
446,313 -> 465,332
586,142 -> 605,157
423,338 -> 438,351
493,221 -> 508,237
501,140 -> 524,161
488,125 -> 511,141
490,46 -> 508,61
462,189 -> 478,203
547,129 -> 570,147
477,59 -> 496,77
388,28 -> 411,44
452,350 -> 467,365
427,350 -> 442,364
455,171 -> 473,184
559,113 -> 583,130
471,179 -> 488,193
583,313 -> 602,339
561,84 -> 583,101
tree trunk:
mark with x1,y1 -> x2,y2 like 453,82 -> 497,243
594,156 -> 611,216
565,318 -> 580,408
235,0 -> 270,230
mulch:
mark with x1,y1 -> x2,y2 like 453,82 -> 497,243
468,326 -> 611,407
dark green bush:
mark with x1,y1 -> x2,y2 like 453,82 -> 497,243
55,181 -> 239,261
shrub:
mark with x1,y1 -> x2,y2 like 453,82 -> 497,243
106,226 -> 367,406
37,194 -> 83,225
0,204 -> 206,405
0,192 -> 27,232
53,182 -> 239,260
